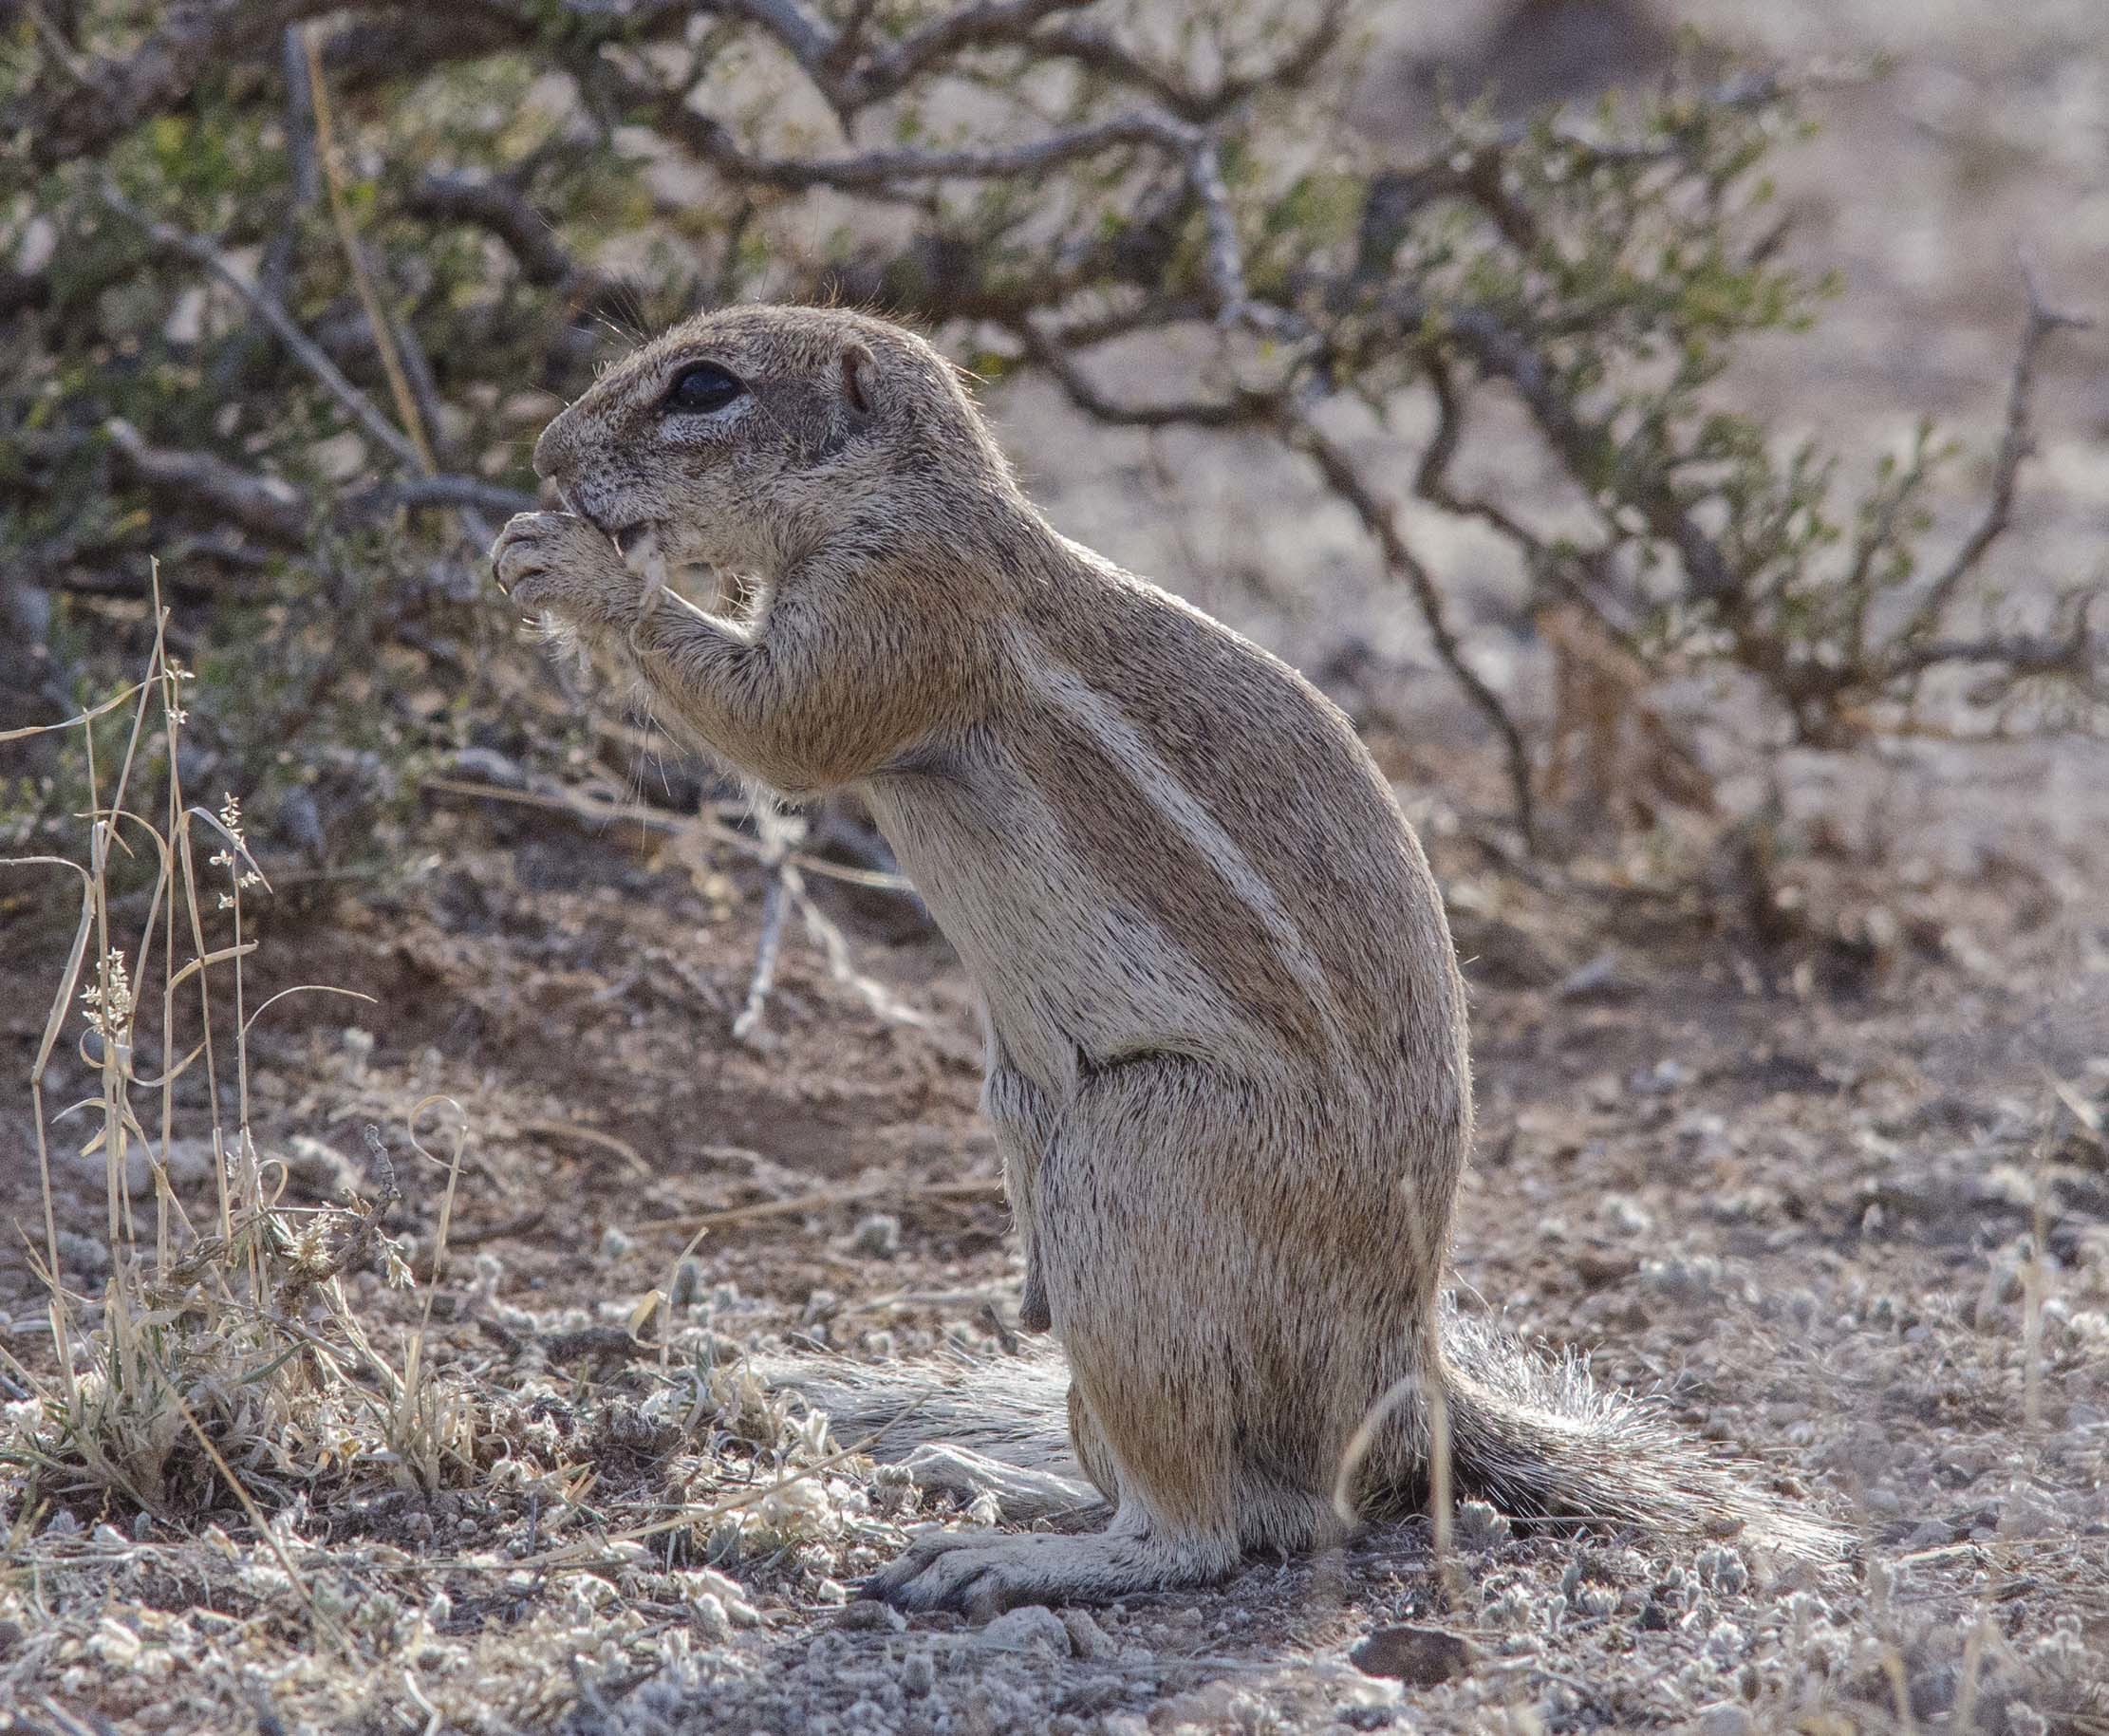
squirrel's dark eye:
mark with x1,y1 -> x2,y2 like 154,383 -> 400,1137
664,362 -> 745,416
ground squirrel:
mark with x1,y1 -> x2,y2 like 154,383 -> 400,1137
492,305 -> 1838,1614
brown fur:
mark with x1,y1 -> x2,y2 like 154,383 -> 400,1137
493,306 -> 1842,1615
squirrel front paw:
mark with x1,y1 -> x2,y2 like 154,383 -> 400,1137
491,512 -> 637,627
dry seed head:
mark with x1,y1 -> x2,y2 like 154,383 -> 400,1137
211,792 -> 263,906
381,1235 -> 416,1290
161,659 -> 196,723
81,947 -> 135,1043
288,1219 -> 332,1279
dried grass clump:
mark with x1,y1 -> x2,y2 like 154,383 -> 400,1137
0,580 -> 494,1533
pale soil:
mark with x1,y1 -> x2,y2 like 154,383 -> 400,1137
5,2 -> 2109,1732
4,785 -> 2105,1735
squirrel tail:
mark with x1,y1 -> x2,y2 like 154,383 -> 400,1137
758,1320 -> 1846,1559
752,1350 -> 1101,1520
759,1349 -> 1075,1468
1437,1312 -> 1847,1560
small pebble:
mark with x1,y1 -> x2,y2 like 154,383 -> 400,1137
1698,1704 -> 1753,1736
1350,1624 -> 1482,1687
1060,1608 -> 1110,1658
979,1603 -> 1073,1656
835,1599 -> 906,1633
849,1213 -> 902,1259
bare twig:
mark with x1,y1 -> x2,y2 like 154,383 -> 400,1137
1442,305 -> 1739,608
1290,410 -> 1539,852
1412,355 -> 1643,651
1882,614 -> 2101,687
365,475 -> 540,520
100,184 -> 425,472
1896,269 -> 2093,650
403,170 -> 591,293
31,420 -> 526,542
1185,138 -> 1250,324
25,0 -> 346,168
674,107 -> 1197,191
419,773 -> 916,892
1370,69 -> 1786,214
302,25 -> 438,475
653,1177 -> 1003,1235
515,1119 -> 654,1181
1030,0 -> 1349,125
1008,19 -> 1197,117
444,1207 -> 546,1249
103,421 -> 309,546
716,0 -> 838,85
1016,321 -> 1281,427
313,10 -> 525,94
279,24 -> 322,210
849,0 -> 1094,104
731,861 -> 790,1047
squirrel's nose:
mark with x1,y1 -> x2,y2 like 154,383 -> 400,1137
532,411 -> 575,488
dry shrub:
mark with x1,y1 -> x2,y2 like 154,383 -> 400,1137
0,569 -> 494,1531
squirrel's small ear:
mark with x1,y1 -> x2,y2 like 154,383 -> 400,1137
841,343 -> 875,418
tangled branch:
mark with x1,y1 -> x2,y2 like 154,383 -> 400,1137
7,2 -> 2100,862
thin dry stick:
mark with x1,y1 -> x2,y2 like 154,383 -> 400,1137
1900,267 -> 2093,649
731,862 -> 789,1046
401,1099 -> 470,1401
22,857 -> 93,1385
1330,1361 -> 1461,1599
100,182 -> 421,472
225,831 -> 252,1234
654,1178 -> 1003,1235
302,24 -> 436,475
656,1222 -> 713,1373
22,1 -> 93,89
85,626 -> 190,1260
419,774 -> 914,892
164,1386 -> 343,1649
9,602 -> 183,1370
515,1118 -> 654,1180
1427,1372 -> 1457,1605
2019,1084 -> 2065,1456
0,677 -> 156,744
786,862 -> 930,1032
733,799 -> 797,1044
1290,410 -> 1539,852
153,614 -> 185,1276
170,766 -> 234,1255
81,663 -> 117,1247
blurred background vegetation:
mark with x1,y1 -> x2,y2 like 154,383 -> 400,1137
4,17 -> 2108,1727
3,0 -> 2102,910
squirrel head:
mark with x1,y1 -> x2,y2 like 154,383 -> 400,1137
534,305 -> 1017,578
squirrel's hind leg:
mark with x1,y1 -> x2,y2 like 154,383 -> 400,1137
870,1055 -> 1352,1614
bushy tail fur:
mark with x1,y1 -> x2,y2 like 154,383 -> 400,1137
756,1350 -> 1075,1471
758,1315 -> 1845,1559
752,1351 -> 1103,1521
1437,1315 -> 1846,1560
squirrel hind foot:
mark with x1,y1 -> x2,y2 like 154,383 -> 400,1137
866,1523 -> 1235,1616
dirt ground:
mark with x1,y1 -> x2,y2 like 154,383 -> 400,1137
5,756 -> 2106,1735
6,1 -> 2109,1732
